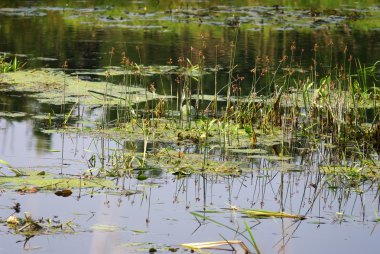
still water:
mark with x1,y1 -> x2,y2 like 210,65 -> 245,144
1,117 -> 379,254
0,1 -> 379,253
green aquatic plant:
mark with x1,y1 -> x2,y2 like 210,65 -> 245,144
4,212 -> 76,238
191,211 -> 261,254
0,168 -> 116,191
0,56 -> 23,73
241,208 -> 305,219
2,40 -> 380,181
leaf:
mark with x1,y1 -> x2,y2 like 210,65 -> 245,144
136,174 -> 148,181
244,221 -> 260,254
55,189 -> 73,197
244,126 -> 252,135
10,168 -> 26,177
131,229 -> 147,234
91,224 -> 119,232
0,159 -> 12,168
241,209 -> 305,219
181,240 -> 251,253
16,186 -> 39,194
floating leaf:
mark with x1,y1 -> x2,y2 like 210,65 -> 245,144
136,174 -> 148,181
91,224 -> 119,232
131,229 -> 147,234
0,159 -> 12,168
241,209 -> 305,219
0,172 -> 115,190
228,148 -> 268,154
247,154 -> 292,161
55,189 -> 73,197
16,186 -> 39,194
181,240 -> 251,253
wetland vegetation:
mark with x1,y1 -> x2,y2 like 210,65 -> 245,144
0,0 -> 379,253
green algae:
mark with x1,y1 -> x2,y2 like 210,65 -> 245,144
228,148 -> 268,154
320,164 -> 380,180
0,111 -> 28,118
241,208 -> 305,219
3,212 -> 76,238
247,154 -> 292,161
72,65 -> 180,77
0,169 -> 116,191
57,3 -> 380,33
0,69 -> 170,106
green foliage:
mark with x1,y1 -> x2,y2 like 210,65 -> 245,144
0,56 -> 23,73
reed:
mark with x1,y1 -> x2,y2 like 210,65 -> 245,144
62,38 -> 380,179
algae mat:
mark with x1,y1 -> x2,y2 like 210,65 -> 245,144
0,69 -> 168,105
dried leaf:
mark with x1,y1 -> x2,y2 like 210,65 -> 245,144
16,186 -> 39,194
181,240 -> 251,253
55,189 -> 73,197
6,215 -> 20,225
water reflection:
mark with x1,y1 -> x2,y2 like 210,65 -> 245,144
0,1 -> 379,72
1,148 -> 378,253
12,130 -> 372,248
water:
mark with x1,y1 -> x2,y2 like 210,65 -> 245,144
1,1 -> 380,253
1,123 -> 378,253
1,118 -> 379,253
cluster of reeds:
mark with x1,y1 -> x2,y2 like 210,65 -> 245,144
114,43 -> 374,141
68,32 -> 379,178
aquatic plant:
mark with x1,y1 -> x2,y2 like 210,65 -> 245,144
191,211 -> 261,254
4,212 -> 76,239
0,56 -> 23,73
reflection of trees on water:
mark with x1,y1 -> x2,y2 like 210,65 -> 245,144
1,1 -> 379,72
